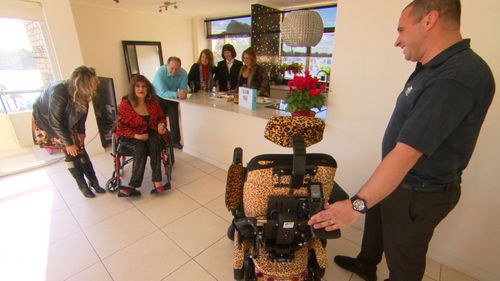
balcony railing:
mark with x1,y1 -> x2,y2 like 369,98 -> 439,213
0,89 -> 42,113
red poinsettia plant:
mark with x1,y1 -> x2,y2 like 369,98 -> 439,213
284,70 -> 327,113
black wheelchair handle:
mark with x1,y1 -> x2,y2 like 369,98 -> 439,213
233,147 -> 243,165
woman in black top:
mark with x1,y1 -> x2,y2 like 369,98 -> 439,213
214,44 -> 243,92
237,47 -> 270,97
188,49 -> 216,92
32,66 -> 105,198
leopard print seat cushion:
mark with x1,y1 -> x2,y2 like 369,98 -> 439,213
264,116 -> 325,148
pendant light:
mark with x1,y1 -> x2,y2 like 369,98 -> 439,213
281,10 -> 324,47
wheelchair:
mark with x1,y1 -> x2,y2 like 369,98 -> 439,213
225,116 -> 348,281
105,130 -> 175,193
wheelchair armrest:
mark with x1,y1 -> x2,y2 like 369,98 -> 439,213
312,181 -> 349,240
329,181 -> 349,203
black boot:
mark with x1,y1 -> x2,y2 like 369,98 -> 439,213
80,154 -> 106,193
68,166 -> 95,198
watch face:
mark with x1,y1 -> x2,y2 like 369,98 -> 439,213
352,199 -> 366,211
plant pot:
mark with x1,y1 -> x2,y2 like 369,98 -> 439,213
291,109 -> 315,117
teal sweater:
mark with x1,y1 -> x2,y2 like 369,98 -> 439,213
152,64 -> 188,99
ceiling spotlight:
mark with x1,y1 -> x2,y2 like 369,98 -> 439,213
158,1 -> 178,12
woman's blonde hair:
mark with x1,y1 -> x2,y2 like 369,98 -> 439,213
242,47 -> 257,68
66,66 -> 97,111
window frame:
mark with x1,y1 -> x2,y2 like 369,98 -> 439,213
205,15 -> 252,39
281,5 -> 336,74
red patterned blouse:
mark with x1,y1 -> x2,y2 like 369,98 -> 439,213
115,96 -> 166,139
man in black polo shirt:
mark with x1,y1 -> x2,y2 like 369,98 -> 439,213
308,1 -> 495,281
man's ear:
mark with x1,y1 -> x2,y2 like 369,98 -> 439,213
424,10 -> 439,30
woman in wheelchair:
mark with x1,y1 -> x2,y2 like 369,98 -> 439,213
115,75 -> 171,197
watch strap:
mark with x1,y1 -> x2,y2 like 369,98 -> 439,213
351,194 -> 369,213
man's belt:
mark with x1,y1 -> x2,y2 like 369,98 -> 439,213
400,181 -> 460,193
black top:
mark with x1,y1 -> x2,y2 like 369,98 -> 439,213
382,39 -> 495,185
237,64 -> 270,97
239,76 -> 248,86
33,81 -> 89,146
187,63 -> 215,92
140,114 -> 150,123
214,59 -> 243,91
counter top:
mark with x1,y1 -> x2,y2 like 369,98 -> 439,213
165,92 -> 327,120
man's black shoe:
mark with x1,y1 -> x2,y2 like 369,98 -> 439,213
172,142 -> 183,150
334,255 -> 377,281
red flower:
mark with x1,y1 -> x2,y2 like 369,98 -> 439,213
309,89 -> 320,96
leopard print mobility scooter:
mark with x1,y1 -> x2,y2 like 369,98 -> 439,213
225,116 -> 348,281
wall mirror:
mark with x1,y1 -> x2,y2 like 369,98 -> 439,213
122,40 -> 164,81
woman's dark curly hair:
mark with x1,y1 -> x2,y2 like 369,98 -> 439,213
127,74 -> 157,107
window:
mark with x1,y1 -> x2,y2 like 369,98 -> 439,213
210,37 -> 251,62
0,17 -> 56,113
206,16 -> 252,62
204,5 -> 337,80
281,6 -> 337,79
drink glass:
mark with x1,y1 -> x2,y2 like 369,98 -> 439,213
233,88 -> 239,104
200,81 -> 207,92
190,81 -> 195,93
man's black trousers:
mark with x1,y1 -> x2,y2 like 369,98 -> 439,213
357,185 -> 461,281
158,99 -> 181,145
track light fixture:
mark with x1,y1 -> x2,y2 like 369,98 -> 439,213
158,1 -> 178,12
111,1 -> 179,12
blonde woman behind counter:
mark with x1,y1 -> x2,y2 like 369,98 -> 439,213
237,47 -> 270,97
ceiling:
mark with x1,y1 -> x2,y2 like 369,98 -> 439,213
70,0 -> 336,18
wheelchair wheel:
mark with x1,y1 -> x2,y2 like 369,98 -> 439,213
162,130 -> 175,165
234,268 -> 244,281
306,250 -> 325,281
111,133 -> 117,155
106,177 -> 118,192
243,252 -> 256,281
163,149 -> 173,182
164,137 -> 175,180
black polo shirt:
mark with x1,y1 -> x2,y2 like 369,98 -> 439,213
382,39 -> 495,185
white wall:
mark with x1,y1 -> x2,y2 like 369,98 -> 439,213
311,0 -> 499,280
8,111 -> 34,147
0,115 -> 20,152
70,3 -> 195,100
191,17 -> 209,62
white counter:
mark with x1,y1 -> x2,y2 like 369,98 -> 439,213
169,92 -> 327,170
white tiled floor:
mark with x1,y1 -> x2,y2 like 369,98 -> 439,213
0,149 -> 478,281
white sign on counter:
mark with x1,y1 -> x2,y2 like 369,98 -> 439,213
238,87 -> 257,110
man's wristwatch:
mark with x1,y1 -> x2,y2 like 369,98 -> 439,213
351,195 -> 369,213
